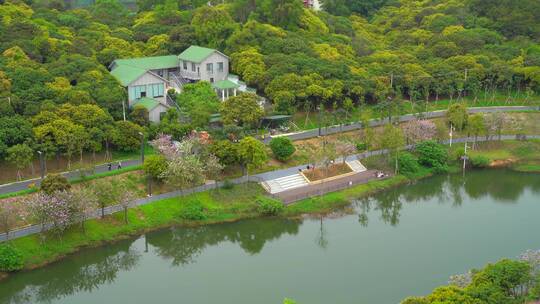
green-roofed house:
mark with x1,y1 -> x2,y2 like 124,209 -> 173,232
110,45 -> 258,122
110,55 -> 178,122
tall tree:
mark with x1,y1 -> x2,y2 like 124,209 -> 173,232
6,144 -> 33,180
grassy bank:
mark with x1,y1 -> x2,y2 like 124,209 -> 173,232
0,165 -> 143,200
1,170 -> 422,276
2,140 -> 540,279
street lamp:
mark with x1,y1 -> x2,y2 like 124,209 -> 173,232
317,105 -> 322,137
138,132 -> 145,164
37,151 -> 45,180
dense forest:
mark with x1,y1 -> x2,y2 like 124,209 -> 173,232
0,0 -> 539,165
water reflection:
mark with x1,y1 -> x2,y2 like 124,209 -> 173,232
0,218 -> 300,304
147,218 -> 301,266
0,170 -> 538,304
355,170 -> 540,227
0,239 -> 141,304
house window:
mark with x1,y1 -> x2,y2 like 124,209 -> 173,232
150,83 -> 164,97
131,85 -> 146,99
183,61 -> 188,70
217,62 -> 224,72
210,77 -> 214,83
157,70 -> 163,77
191,62 -> 196,72
207,63 -> 213,74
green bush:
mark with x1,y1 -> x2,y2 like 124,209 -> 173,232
257,196 -> 284,216
269,137 -> 296,161
470,155 -> 491,168
0,244 -> 24,272
416,140 -> 448,173
398,152 -> 420,176
40,174 -> 71,195
356,142 -> 368,151
221,179 -> 235,190
179,199 -> 207,220
453,147 -> 465,161
143,154 -> 168,180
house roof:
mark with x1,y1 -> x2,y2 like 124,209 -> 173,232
111,55 -> 178,86
212,79 -> 240,90
178,46 -> 218,63
113,55 -> 179,70
132,97 -> 162,111
110,65 -> 148,86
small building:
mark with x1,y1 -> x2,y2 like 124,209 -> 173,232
132,97 -> 170,123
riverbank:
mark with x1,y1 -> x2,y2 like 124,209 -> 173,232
0,172 -> 423,280
1,140 -> 539,280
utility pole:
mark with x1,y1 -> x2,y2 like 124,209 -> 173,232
138,132 -> 145,164
37,151 -> 45,180
449,123 -> 455,147
463,141 -> 469,171
122,99 -> 127,121
318,105 -> 322,137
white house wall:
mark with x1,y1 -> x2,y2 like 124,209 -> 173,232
127,72 -> 168,105
199,52 -> 229,83
149,104 -> 169,122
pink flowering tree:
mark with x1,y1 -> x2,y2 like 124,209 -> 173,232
0,198 -> 24,240
150,134 -> 178,160
26,192 -> 73,236
403,119 -> 437,144
70,188 -> 99,233
152,134 -> 222,192
118,187 -> 137,224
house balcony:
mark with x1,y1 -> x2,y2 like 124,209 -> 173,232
180,70 -> 201,80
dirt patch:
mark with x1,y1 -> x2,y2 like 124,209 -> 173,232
490,158 -> 517,168
303,163 -> 353,182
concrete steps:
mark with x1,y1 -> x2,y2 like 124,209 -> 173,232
347,160 -> 367,172
263,174 -> 309,194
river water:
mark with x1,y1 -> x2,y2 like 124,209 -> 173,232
1,170 -> 539,304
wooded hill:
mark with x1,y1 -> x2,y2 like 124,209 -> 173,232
0,0 -> 539,160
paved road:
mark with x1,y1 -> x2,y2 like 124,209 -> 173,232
0,159 -> 142,195
265,105 -> 540,143
2,134 -> 538,242
1,105 -> 538,195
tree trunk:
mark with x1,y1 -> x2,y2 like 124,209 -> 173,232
101,206 -> 105,218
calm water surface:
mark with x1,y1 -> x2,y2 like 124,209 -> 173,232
1,170 -> 539,304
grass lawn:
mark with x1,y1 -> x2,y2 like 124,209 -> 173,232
291,92 -> 539,130
9,183 -> 265,269
3,139 -> 540,275
0,145 -> 155,185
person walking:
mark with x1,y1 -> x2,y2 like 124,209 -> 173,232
117,161 -> 122,170
107,163 -> 112,171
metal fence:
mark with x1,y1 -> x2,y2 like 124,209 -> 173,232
280,172 -> 382,204
0,175 -> 260,242
1,134 -> 539,242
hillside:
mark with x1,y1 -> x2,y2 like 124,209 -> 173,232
0,0 -> 539,162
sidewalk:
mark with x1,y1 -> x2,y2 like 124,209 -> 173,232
0,159 -> 142,196
1,105 -> 538,195
2,134 -> 537,242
